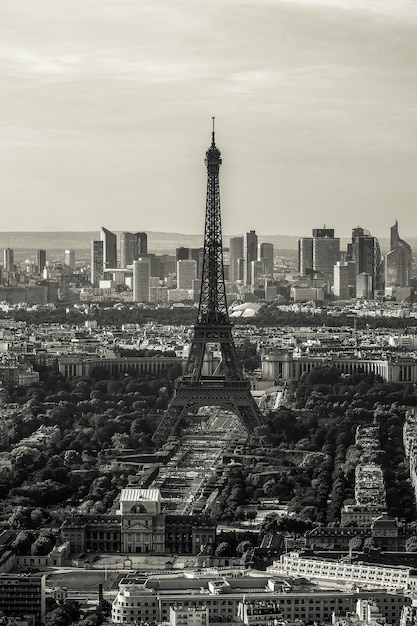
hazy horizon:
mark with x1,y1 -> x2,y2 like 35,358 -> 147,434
1,0 -> 416,238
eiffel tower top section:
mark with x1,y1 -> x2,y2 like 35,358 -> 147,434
197,118 -> 229,326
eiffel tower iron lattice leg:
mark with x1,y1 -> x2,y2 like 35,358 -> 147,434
152,121 -> 263,446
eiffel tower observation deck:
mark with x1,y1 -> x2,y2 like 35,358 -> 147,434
152,121 -> 263,446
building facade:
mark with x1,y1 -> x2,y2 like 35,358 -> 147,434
61,488 -> 216,556
111,571 -> 411,626
91,240 -> 104,286
261,350 -> 417,384
244,231 -> 258,286
177,260 -> 197,290
0,574 -> 46,625
120,232 -> 148,268
101,227 -> 117,269
258,242 -> 274,279
3,249 -> 14,272
133,258 -> 150,302
312,228 -> 340,286
229,237 -> 244,282
385,220 -> 412,289
298,228 -> 340,287
64,249 -> 75,269
36,250 -> 46,275
347,227 -> 381,293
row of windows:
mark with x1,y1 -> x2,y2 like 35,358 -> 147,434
87,531 -> 119,539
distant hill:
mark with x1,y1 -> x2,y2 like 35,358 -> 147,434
0,231 -> 403,256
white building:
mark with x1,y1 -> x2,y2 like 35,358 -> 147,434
268,552 -> 413,590
133,258 -> 151,303
177,260 -> 197,290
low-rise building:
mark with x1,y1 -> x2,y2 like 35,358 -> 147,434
306,514 -> 406,552
61,488 -> 216,556
111,571 -> 411,626
268,552 -> 414,591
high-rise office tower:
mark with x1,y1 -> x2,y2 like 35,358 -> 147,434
91,240 -> 104,286
3,248 -> 14,272
190,248 -> 204,277
298,228 -> 339,286
120,232 -> 147,268
251,260 -> 264,289
176,247 -> 190,262
177,259 -> 197,289
298,238 -> 314,274
101,227 -> 117,269
149,256 -> 161,279
244,230 -> 258,285
384,220 -> 412,288
347,227 -> 381,292
175,247 -> 203,277
356,272 -> 373,299
312,228 -> 340,286
333,262 -> 349,299
229,236 -> 244,282
133,258 -> 150,302
258,242 -> 274,278
135,232 -> 147,256
120,233 -> 135,268
37,249 -> 46,274
65,249 -> 75,269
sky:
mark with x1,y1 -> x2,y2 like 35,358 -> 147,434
0,0 -> 416,239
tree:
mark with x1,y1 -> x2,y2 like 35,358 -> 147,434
215,541 -> 231,557
8,506 -> 32,530
348,536 -> 364,552
11,530 -> 34,554
405,536 -> 417,552
44,600 -> 81,626
31,532 -> 56,556
236,540 -> 253,555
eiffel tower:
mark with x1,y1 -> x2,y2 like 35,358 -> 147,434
152,121 -> 263,445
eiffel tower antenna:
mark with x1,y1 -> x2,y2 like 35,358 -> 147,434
152,122 -> 263,445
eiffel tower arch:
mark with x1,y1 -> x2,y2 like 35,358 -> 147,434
152,121 -> 263,446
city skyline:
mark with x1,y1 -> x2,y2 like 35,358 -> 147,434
0,0 -> 416,237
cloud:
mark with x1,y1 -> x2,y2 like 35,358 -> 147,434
0,0 -> 415,236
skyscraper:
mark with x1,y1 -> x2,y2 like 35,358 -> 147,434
244,230 -> 258,285
229,236 -> 244,282
298,228 -> 339,286
258,242 -> 274,278
385,220 -> 412,288
37,250 -> 46,275
190,248 -> 204,277
298,238 -> 313,275
133,258 -> 150,302
3,249 -> 14,272
135,232 -> 147,256
356,272 -> 373,299
312,228 -> 340,286
176,247 -> 190,262
120,232 -> 147,267
101,227 -> 117,269
175,247 -> 203,277
177,259 -> 197,289
251,260 -> 264,289
333,262 -> 349,299
347,227 -> 381,292
91,240 -> 104,286
65,249 -> 75,269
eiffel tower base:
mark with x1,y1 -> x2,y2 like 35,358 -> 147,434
152,379 -> 262,447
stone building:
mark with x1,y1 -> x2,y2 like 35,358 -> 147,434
61,488 -> 216,556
